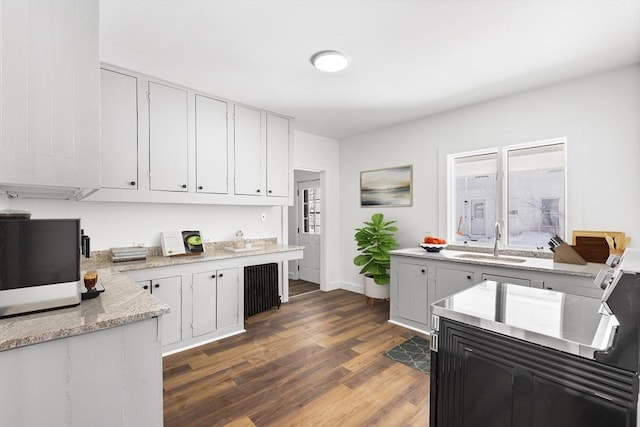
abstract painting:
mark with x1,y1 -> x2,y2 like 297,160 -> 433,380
360,165 -> 413,207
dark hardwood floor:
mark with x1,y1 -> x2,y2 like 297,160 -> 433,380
163,289 -> 430,426
289,278 -> 320,297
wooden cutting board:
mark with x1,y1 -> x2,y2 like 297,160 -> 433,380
573,236 -> 610,263
572,230 -> 626,255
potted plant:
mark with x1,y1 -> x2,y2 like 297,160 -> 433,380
353,213 -> 398,302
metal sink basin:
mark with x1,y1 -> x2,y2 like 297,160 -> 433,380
455,253 -> 527,264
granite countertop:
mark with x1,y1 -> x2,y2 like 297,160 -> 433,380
431,280 -> 619,360
390,247 -> 605,278
82,242 -> 304,272
0,243 -> 304,352
0,270 -> 169,352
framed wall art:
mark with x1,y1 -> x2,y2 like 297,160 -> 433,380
360,165 -> 413,207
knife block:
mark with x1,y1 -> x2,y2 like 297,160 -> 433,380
553,243 -> 587,265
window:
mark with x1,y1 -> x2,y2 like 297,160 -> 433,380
449,139 -> 565,248
300,183 -> 321,235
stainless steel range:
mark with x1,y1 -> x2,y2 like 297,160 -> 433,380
429,249 -> 640,427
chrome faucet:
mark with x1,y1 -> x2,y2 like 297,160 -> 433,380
493,222 -> 501,257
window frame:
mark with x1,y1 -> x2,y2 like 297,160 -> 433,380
447,137 -> 567,250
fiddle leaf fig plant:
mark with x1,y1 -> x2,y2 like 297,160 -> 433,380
353,213 -> 398,285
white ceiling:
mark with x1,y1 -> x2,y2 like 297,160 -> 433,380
100,0 -> 640,140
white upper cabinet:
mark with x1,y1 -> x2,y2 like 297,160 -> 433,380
100,69 -> 139,190
266,113 -> 290,197
195,95 -> 228,194
148,82 -> 188,192
0,0 -> 100,195
234,105 -> 263,196
90,66 -> 293,205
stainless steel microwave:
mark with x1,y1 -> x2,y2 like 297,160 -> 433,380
0,219 -> 81,318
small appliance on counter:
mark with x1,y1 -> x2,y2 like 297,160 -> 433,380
0,218 -> 82,318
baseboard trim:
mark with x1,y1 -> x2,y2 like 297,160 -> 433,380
387,320 -> 430,335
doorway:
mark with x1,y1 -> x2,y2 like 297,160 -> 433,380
288,170 -> 322,298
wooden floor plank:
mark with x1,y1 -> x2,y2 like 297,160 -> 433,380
163,289 -> 430,426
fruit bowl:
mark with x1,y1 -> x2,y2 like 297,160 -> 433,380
420,243 -> 447,252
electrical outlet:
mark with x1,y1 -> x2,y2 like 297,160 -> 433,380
261,213 -> 266,222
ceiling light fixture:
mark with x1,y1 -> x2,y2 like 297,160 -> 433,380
311,50 -> 349,72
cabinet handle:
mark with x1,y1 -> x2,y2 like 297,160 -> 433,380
421,269 -> 426,273
467,275 -> 472,280
130,181 -> 136,186
268,190 -> 272,194
198,186 -> 203,190
219,273 -> 223,277
211,274 -> 216,279
182,184 -> 187,189
256,189 -> 261,193
154,283 -> 160,288
143,285 -> 149,290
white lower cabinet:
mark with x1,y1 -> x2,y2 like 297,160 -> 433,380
434,267 -> 475,301
192,272 -> 217,337
192,267 -> 240,337
543,281 -> 603,299
137,276 -> 183,346
216,268 -> 241,330
481,273 -> 535,288
126,261 -> 246,353
0,318 -> 163,427
390,253 -> 603,334
395,262 -> 429,326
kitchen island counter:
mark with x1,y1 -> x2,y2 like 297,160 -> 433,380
0,269 -> 169,352
431,280 -> 618,358
429,280 -> 637,427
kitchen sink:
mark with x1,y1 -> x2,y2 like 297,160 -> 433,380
455,253 -> 527,264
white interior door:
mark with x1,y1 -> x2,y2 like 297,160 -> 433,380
298,180 -> 321,284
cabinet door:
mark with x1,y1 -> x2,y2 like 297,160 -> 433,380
100,69 -> 138,189
234,105 -> 262,195
136,280 -> 151,292
0,0 -> 100,189
265,113 -> 289,197
148,81 -> 188,192
195,95 -> 228,194
192,271 -> 217,337
435,267 -> 475,301
482,273 -> 531,287
544,282 -> 602,299
151,276 -> 182,345
216,268 -> 240,330
396,262 -> 429,325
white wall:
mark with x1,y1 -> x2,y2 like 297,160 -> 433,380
292,130 -> 341,291
339,65 -> 640,291
5,198 -> 283,250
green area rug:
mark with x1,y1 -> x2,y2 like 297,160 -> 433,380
383,336 -> 430,374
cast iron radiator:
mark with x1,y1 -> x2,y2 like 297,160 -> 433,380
244,263 -> 281,317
